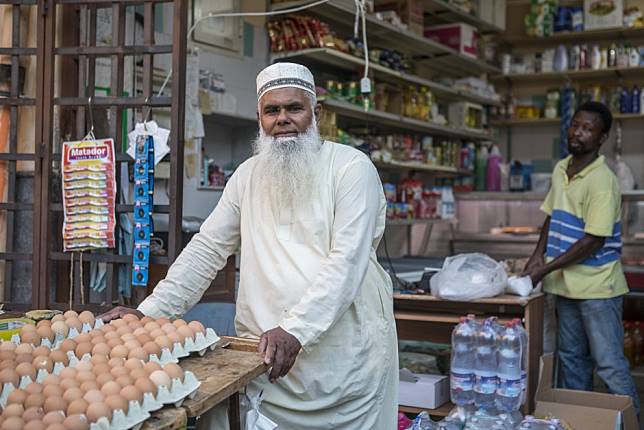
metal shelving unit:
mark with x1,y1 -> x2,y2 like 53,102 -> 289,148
502,26 -> 644,47
423,0 -> 504,33
491,66 -> 644,84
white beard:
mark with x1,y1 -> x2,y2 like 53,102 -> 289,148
253,122 -> 322,211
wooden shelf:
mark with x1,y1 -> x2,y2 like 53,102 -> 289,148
423,0 -> 503,33
491,66 -> 644,84
491,113 -> 644,126
270,0 -> 500,77
399,402 -> 454,417
395,293 -> 543,306
503,26 -> 644,47
374,159 -> 473,176
271,48 -> 501,106
324,98 -> 490,140
387,218 -> 457,226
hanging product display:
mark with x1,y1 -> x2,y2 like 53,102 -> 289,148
61,138 -> 116,251
132,134 -> 155,287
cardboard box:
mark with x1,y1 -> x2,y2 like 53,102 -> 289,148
398,369 -> 449,409
584,0 -> 624,29
424,23 -> 479,58
375,0 -> 424,35
535,354 -> 638,430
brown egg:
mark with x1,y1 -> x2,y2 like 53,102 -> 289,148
149,370 -> 171,388
110,366 -> 129,379
120,333 -> 136,343
62,387 -> 84,404
144,322 -> 160,332
32,346 -> 50,357
149,328 -> 165,339
24,393 -> 45,409
132,328 -> 148,337
95,373 -> 113,387
0,360 -> 16,370
1,417 -> 24,430
74,342 -> 92,359
143,361 -> 162,375
19,332 -> 40,346
143,341 -> 161,358
100,324 -> 115,333
86,402 -> 111,423
120,385 -> 143,403
24,420 -> 46,430
134,376 -> 157,395
59,379 -> 79,391
124,358 -> 143,370
105,394 -> 128,414
63,310 -> 78,319
123,340 -> 141,351
41,410 -> 65,425
6,389 -> 27,405
32,356 -> 53,373
0,343 -> 16,354
128,321 -> 143,331
90,355 -> 108,366
177,325 -> 195,340
80,381 -> 98,392
46,424 -> 66,430
92,343 -> 111,357
128,347 -> 148,361
42,374 -> 60,386
154,335 -> 172,350
83,389 -> 104,404
59,339 -> 77,354
43,396 -> 67,414
50,321 -> 69,338
163,363 -> 184,381
42,384 -> 63,398
106,338 -> 123,349
22,406 -> 44,422
135,334 -> 153,345
161,323 -> 177,335
16,362 -> 37,380
172,319 -> 188,328
156,318 -> 170,326
129,368 -> 148,381
78,311 -> 95,327
167,332 -> 183,345
110,319 -> 126,329
58,367 -> 77,380
51,314 -> 65,323
74,333 -> 91,344
36,320 -> 51,328
121,314 -> 139,323
100,381 -> 121,396
74,361 -> 92,373
35,326 -> 54,343
2,403 -> 24,417
66,399 -> 88,416
89,336 -> 106,346
65,318 -> 82,333
49,350 -> 68,366
116,326 -> 131,337
15,343 -> 34,355
0,351 -> 15,362
140,316 -> 154,324
75,371 -> 95,384
92,363 -> 110,377
25,383 -> 44,395
115,375 -> 133,388
110,345 -> 129,360
62,414 -> 89,430
15,354 -> 33,365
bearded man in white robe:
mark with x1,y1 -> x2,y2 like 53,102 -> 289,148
101,62 -> 399,429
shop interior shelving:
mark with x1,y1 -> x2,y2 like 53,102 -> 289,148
422,0 -> 504,33
491,113 -> 644,126
501,25 -> 644,46
490,65 -> 644,84
374,160 -> 473,177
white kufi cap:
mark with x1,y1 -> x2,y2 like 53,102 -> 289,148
256,62 -> 316,100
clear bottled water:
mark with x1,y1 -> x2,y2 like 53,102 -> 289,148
495,322 -> 523,412
474,318 -> 499,409
512,319 -> 528,406
451,316 -> 476,406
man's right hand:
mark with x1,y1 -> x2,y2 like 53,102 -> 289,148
97,306 -> 144,323
523,253 -> 545,273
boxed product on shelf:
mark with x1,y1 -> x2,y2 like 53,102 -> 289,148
374,0 -> 424,36
479,0 -> 507,30
424,23 -> 479,59
448,102 -> 484,131
583,0 -> 624,29
399,369 -> 449,409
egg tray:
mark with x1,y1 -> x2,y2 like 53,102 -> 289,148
183,328 -> 220,357
9,318 -> 105,349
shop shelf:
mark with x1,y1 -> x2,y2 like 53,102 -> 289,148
423,0 -> 504,33
503,26 -> 644,47
491,113 -> 644,126
387,218 -> 457,226
271,48 -> 502,106
323,98 -> 491,140
374,160 -> 473,176
490,66 -> 644,84
399,402 -> 455,417
455,191 -> 644,201
270,0 -> 500,77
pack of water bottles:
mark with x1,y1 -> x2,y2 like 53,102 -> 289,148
448,315 -> 529,429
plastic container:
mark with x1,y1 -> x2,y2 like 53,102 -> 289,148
474,318 -> 499,409
495,323 -> 522,412
450,317 -> 476,406
530,173 -> 552,193
486,145 -> 502,192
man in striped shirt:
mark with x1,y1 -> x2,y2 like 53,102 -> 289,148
523,101 -> 639,417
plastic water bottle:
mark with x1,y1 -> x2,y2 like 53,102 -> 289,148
474,318 -> 499,409
513,318 -> 529,405
450,317 -> 476,406
496,322 -> 523,412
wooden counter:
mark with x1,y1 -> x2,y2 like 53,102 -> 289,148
144,336 -> 268,430
395,293 -> 544,415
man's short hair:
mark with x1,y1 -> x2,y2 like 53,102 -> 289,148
574,101 -> 613,135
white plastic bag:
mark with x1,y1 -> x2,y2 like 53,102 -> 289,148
506,275 -> 541,297
243,390 -> 278,430
430,253 -> 507,301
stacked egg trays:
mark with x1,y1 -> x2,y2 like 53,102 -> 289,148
0,311 -> 221,430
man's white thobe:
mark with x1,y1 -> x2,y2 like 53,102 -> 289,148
138,141 -> 399,429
